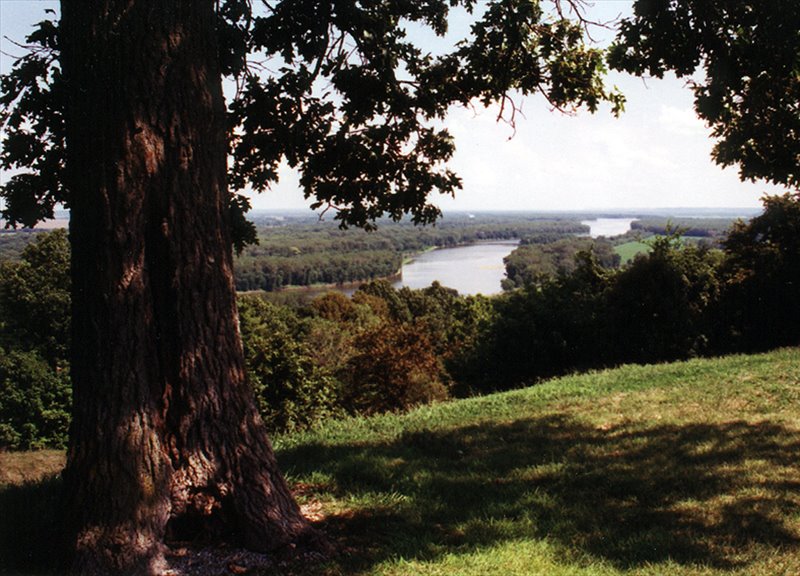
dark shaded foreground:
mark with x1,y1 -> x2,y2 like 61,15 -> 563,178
279,415 -> 800,573
2,415 -> 799,574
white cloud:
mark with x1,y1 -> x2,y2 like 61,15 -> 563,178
659,105 -> 708,136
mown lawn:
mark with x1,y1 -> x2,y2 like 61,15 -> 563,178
2,349 -> 799,575
273,348 -> 800,575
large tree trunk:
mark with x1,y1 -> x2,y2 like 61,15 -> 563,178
59,2 -> 315,573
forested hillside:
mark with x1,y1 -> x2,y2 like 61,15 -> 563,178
234,213 -> 590,291
2,195 -> 799,448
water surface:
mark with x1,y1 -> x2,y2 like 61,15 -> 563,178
393,241 -> 518,296
581,218 -> 637,238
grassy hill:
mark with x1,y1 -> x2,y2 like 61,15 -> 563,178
2,348 -> 800,575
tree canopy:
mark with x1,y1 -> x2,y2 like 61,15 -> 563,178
610,0 -> 800,190
1,0 -> 624,235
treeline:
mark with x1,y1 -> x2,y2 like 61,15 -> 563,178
630,217 -> 737,239
0,231 -> 42,261
236,250 -> 401,291
234,215 -> 589,291
502,237 -> 620,290
2,196 -> 798,447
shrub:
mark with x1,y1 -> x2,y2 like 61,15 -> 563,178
0,348 -> 71,450
239,296 -> 343,433
341,322 -> 448,415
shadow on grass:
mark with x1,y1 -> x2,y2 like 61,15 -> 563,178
3,419 -> 797,574
279,416 -> 800,572
0,473 -> 65,575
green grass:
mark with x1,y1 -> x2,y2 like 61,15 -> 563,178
615,239 -> 652,264
2,349 -> 800,575
615,235 -> 712,265
272,348 -> 800,575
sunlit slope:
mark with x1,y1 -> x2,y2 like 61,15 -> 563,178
276,348 -> 800,576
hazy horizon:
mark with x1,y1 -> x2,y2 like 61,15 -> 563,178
0,204 -> 766,233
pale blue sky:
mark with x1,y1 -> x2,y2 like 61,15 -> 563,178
1,1 -> 783,214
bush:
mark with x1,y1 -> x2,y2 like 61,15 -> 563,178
341,322 -> 449,415
0,348 -> 71,450
239,296 -> 344,433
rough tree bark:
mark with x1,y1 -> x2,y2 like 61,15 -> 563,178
59,2 -> 315,573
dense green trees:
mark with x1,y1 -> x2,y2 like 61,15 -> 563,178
239,281 -> 488,430
239,297 -> 342,432
473,249 -> 612,388
0,230 -> 71,449
717,193 -> 800,351
502,237 -> 619,290
0,348 -> 70,449
629,218 -> 735,241
606,235 -> 722,364
236,249 -> 401,291
0,229 -> 70,363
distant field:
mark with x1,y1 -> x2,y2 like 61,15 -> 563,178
614,238 -> 652,264
614,235 -> 716,265
3,348 -> 799,575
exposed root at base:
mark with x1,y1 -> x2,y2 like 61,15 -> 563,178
164,527 -> 334,575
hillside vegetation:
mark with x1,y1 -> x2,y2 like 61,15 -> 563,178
4,348 -> 799,575
3,197 -> 799,451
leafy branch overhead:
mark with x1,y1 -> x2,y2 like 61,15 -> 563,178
609,0 -> 800,190
0,17 -> 64,229
1,0 -> 623,232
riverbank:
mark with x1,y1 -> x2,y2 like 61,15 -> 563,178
238,239 -> 520,301
238,272 -> 403,304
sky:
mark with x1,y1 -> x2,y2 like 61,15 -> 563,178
0,1 -> 785,215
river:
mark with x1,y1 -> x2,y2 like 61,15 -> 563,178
581,217 -> 637,238
392,218 -> 636,295
392,241 -> 518,296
